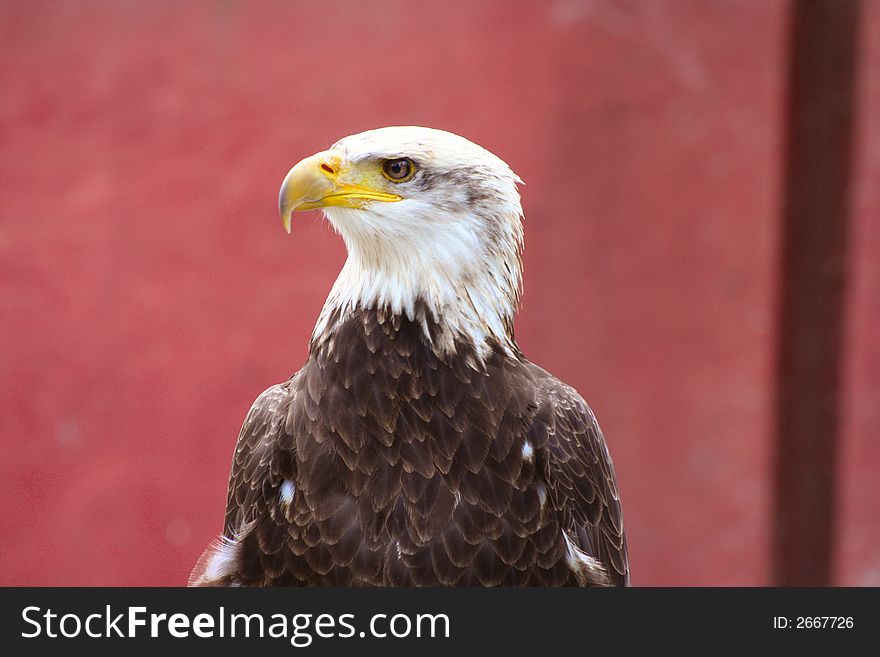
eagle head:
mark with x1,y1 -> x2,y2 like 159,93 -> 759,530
278,126 -> 524,357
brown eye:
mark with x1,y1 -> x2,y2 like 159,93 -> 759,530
382,158 -> 415,182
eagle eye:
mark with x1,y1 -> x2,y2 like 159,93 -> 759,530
381,158 -> 416,182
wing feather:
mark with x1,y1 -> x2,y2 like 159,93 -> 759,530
528,366 -> 630,586
189,379 -> 297,586
224,381 -> 296,535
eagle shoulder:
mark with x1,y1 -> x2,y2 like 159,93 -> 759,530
190,379 -> 298,586
526,364 -> 630,586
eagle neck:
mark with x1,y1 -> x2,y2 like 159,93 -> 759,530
309,231 -> 522,360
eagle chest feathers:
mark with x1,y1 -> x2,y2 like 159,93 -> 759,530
190,126 -> 629,587
294,310 -> 544,586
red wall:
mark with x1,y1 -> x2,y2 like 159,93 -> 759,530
1,1 -> 876,586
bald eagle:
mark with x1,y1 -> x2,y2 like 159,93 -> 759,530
190,127 -> 629,587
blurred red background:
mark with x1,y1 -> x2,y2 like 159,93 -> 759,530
1,0 -> 877,586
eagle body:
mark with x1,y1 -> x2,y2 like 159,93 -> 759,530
191,127 -> 629,586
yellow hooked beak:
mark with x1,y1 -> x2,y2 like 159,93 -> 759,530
278,150 -> 402,233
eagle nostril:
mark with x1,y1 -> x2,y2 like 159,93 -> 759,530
320,162 -> 335,175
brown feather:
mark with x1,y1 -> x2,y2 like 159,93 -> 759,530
192,307 -> 629,587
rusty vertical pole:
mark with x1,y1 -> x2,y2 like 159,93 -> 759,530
773,0 -> 861,585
